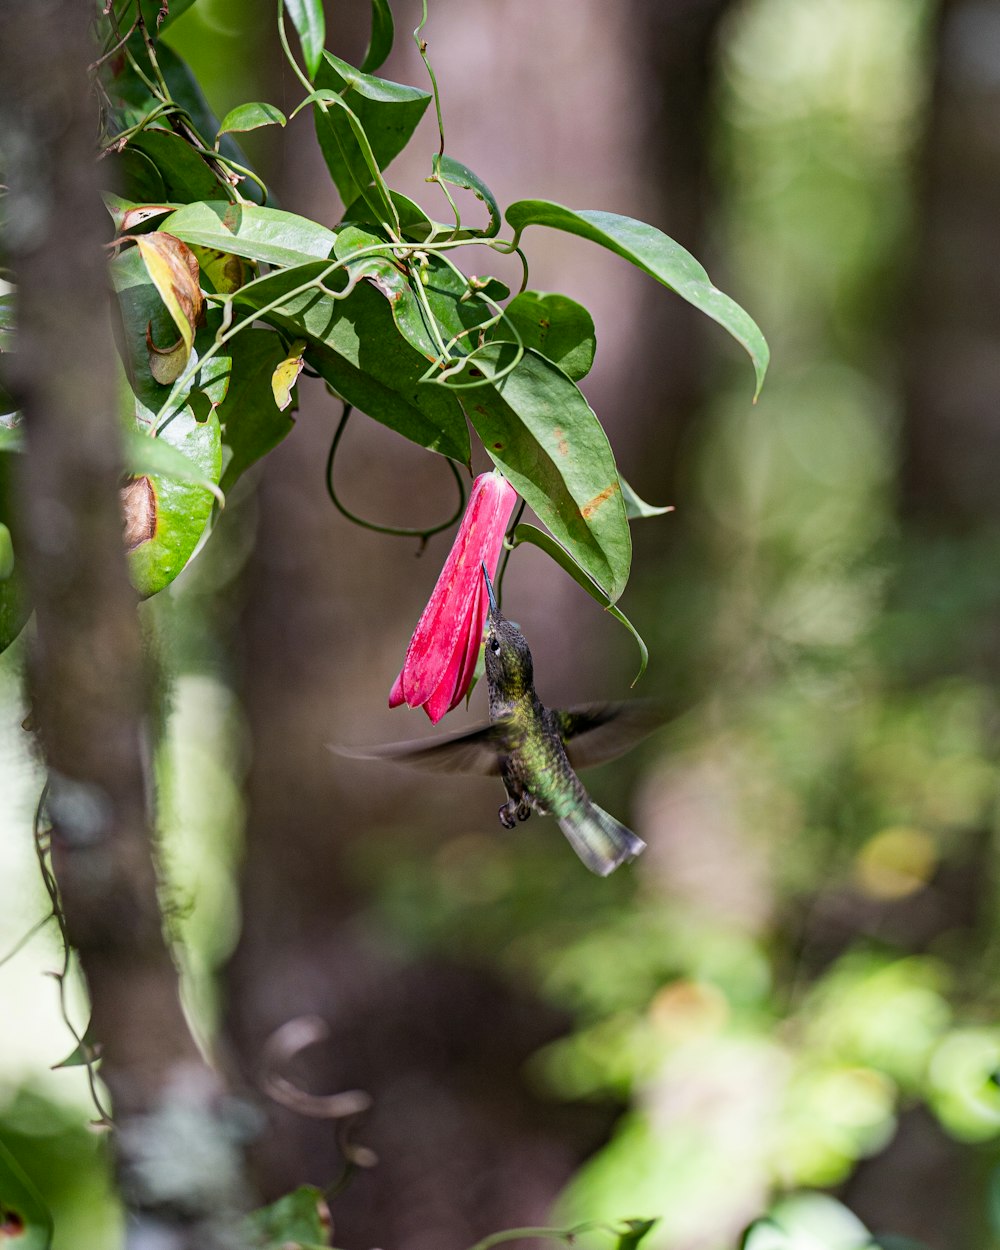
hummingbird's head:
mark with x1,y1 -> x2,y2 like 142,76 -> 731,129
481,563 -> 534,698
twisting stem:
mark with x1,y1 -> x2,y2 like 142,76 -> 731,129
414,0 -> 446,160
325,404 -> 467,549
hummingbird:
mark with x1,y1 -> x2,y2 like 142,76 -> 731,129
341,565 -> 653,876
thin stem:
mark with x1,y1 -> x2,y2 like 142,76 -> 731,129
414,0 -> 446,160
153,257 -> 359,434
276,0 -> 317,95
0,912 -> 54,971
495,498 -> 525,607
33,783 -> 112,1125
325,403 -> 466,549
135,6 -> 172,103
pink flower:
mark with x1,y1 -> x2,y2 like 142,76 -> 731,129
390,470 -> 518,723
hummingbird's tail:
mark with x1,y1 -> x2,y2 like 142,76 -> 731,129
557,802 -> 646,876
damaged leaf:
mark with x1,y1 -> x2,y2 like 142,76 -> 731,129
135,232 -> 204,359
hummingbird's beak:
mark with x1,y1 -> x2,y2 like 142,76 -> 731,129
481,561 -> 499,613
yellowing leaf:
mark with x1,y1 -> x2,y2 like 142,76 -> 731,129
135,232 -> 204,358
271,340 -> 307,411
190,245 -> 247,294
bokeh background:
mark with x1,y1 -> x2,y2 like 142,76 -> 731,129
3,0 -> 1000,1246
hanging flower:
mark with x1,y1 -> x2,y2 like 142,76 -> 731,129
390,470 -> 518,723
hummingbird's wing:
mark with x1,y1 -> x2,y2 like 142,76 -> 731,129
553,701 -> 662,771
331,723 -> 508,776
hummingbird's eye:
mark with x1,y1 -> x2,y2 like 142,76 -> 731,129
489,638 -> 501,654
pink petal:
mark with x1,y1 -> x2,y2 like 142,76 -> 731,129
388,670 -> 405,708
389,471 -> 517,718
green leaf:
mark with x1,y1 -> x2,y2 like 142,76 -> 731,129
112,243 -> 211,413
0,455 -> 30,655
361,0 -> 394,74
434,155 -> 501,237
0,1136 -> 53,1250
126,129 -> 227,203
491,290 -> 596,381
126,406 -> 222,597
233,263 -> 470,463
615,1218 -> 659,1250
0,524 -> 13,582
124,429 -> 225,507
620,476 -> 673,520
51,1022 -> 100,1070
216,331 -> 297,494
244,1185 -> 328,1249
106,37 -> 265,204
341,188 -> 439,241
313,52 -> 430,212
456,345 -> 631,601
162,200 -> 337,268
506,200 -> 769,399
333,228 -> 499,363
285,0 -> 326,78
513,523 -> 648,685
216,102 -> 286,140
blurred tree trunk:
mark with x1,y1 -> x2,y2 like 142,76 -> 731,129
0,3 -> 251,1245
898,0 -> 1000,530
222,2 -> 733,1246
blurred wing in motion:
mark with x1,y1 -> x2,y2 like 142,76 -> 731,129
554,701 -> 663,771
331,722 -> 507,776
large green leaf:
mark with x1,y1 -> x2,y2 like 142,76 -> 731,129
361,0 -> 394,74
506,200 -> 769,398
457,345 -> 631,601
285,0 -> 326,78
216,330 -> 296,494
126,129 -> 225,203
124,428 -> 224,506
126,406 -> 222,597
0,1136 -> 53,1250
233,264 -> 470,462
512,523 -> 648,684
162,200 -> 337,268
491,290 -> 596,381
341,188 -> 440,242
313,52 -> 430,211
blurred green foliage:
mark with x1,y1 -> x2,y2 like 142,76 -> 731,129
3,0 -> 1000,1247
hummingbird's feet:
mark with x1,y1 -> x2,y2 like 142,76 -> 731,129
499,795 -> 532,828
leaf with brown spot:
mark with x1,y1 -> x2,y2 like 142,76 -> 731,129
0,1138 -> 52,1249
454,345 -> 631,601
190,245 -> 247,295
135,231 -> 204,359
121,476 -> 157,551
